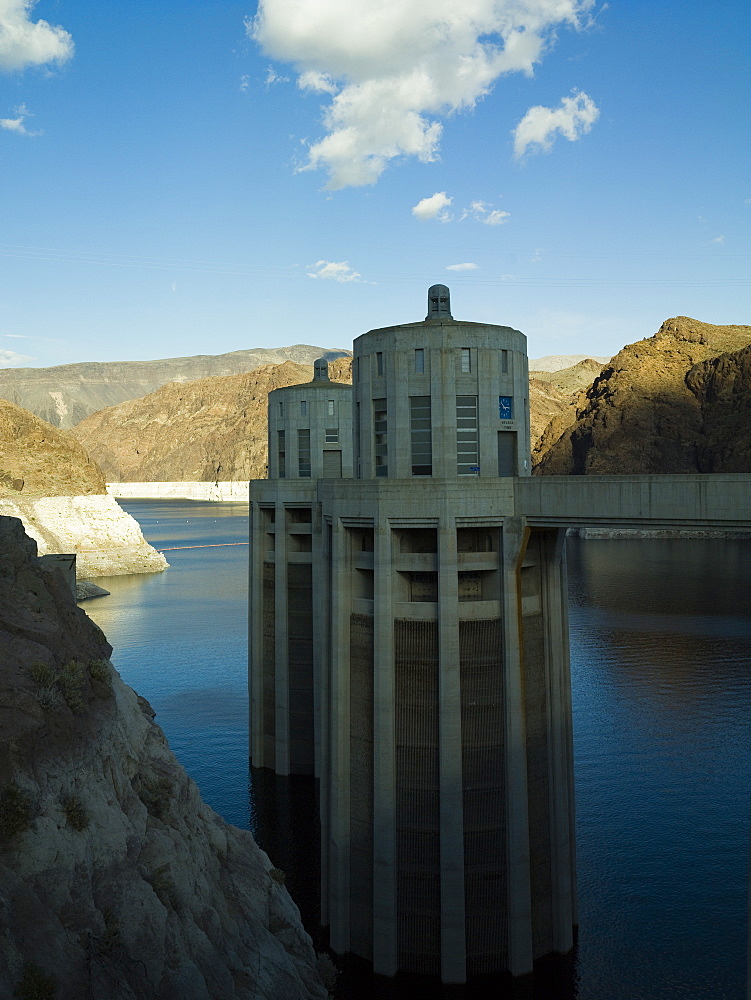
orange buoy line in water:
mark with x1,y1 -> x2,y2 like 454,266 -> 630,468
156,542 -> 250,552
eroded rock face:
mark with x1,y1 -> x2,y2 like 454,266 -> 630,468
0,398 -> 106,500
533,317 -> 751,475
0,516 -> 327,1000
72,360 -> 353,483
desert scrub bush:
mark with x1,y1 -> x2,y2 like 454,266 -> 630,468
34,686 -> 64,711
13,963 -> 56,999
136,775 -> 172,820
88,658 -> 111,686
268,867 -> 286,885
0,781 -> 32,842
29,661 -> 57,688
315,952 -> 339,995
59,660 -> 85,713
148,864 -> 177,908
97,909 -> 120,956
61,794 -> 89,832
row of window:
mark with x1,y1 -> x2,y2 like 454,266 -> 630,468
375,395 -> 515,477
278,399 -> 338,417
354,348 -> 511,380
278,429 -> 338,478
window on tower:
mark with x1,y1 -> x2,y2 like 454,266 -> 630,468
410,396 -> 432,475
298,429 -> 311,477
456,395 -> 479,475
373,398 -> 388,477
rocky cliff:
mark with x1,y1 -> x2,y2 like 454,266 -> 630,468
0,346 -> 350,430
533,317 -> 751,474
0,398 -> 106,498
528,359 -> 605,447
0,516 -> 328,1000
0,397 -> 166,578
72,359 -> 353,483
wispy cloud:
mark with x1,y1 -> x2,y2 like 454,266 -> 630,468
462,200 -> 510,225
0,348 -> 33,365
446,262 -> 478,271
251,0 -> 596,188
412,191 -> 452,222
710,235 -> 725,244
0,104 -> 40,136
307,259 -> 362,282
0,0 -> 74,72
240,74 -> 250,92
513,89 -> 599,158
265,65 -> 289,87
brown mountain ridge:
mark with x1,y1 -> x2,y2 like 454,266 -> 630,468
534,316 -> 751,474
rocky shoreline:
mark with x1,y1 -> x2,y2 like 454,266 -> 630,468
0,494 -> 168,579
0,515 -> 328,999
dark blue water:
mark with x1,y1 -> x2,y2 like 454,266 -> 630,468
82,503 -> 751,1000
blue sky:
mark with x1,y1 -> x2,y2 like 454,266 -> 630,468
0,0 -> 748,369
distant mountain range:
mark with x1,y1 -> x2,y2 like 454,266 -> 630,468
0,345 -> 350,429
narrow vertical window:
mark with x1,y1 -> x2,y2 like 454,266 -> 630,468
461,348 -> 471,373
415,348 -> 425,373
327,399 -> 335,416
410,396 -> 432,475
376,352 -> 384,376
298,429 -> 311,477
373,398 -> 387,477
300,400 -> 307,416
355,402 -> 361,477
277,430 -> 286,478
355,356 -> 360,382
456,395 -> 479,475
501,349 -> 509,374
279,401 -> 284,417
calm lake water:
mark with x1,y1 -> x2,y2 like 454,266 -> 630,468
82,501 -> 751,1000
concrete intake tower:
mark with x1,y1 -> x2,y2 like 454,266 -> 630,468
249,286 -> 575,983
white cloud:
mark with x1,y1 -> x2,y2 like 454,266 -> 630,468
251,0 -> 595,188
0,0 -> 73,72
307,259 -> 362,282
265,65 -> 289,87
484,209 -> 511,225
0,102 -> 39,135
446,262 -> 478,271
0,348 -> 32,364
463,199 -> 510,225
710,235 -> 725,244
412,191 -> 452,222
298,70 -> 337,94
513,88 -> 599,158
240,74 -> 250,92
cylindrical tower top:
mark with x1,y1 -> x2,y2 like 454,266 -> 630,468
351,285 -> 530,479
426,284 -> 452,320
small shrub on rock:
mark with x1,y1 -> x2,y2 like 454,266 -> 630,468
29,661 -> 57,689
315,952 -> 339,995
136,775 -> 173,820
34,686 -> 63,711
268,867 -> 286,885
13,962 -> 56,999
88,658 -> 111,686
0,781 -> 32,842
61,794 -> 89,832
59,661 -> 85,713
148,864 -> 177,908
